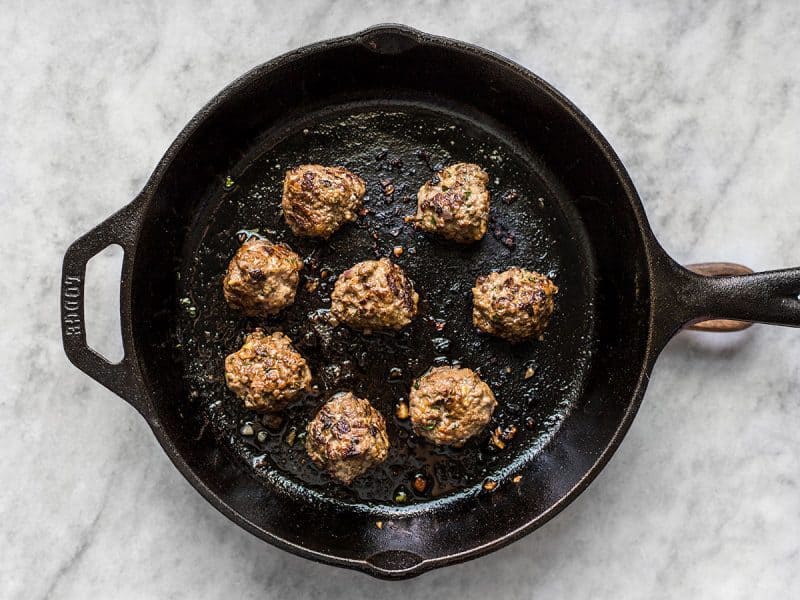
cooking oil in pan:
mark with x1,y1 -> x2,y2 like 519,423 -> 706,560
177,105 -> 596,508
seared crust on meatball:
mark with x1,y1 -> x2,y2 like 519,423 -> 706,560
411,162 -> 490,243
305,392 -> 390,484
223,238 -> 302,316
409,366 -> 497,447
472,267 -> 558,342
224,330 -> 311,412
282,164 -> 366,239
330,258 -> 419,332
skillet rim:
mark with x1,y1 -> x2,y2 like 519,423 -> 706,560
127,23 -> 665,578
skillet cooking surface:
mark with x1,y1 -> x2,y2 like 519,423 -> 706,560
177,101 -> 596,508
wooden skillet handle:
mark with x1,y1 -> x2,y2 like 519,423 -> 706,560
685,263 -> 754,331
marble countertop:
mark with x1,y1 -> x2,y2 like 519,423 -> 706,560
2,2 -> 799,598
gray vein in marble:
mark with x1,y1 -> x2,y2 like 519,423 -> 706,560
43,493 -> 107,600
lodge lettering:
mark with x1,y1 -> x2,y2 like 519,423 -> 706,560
63,275 -> 82,336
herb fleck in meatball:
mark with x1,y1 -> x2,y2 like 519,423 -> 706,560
224,330 -> 312,412
472,267 -> 558,342
305,392 -> 390,484
330,258 -> 419,332
410,162 -> 490,243
282,164 -> 366,239
223,238 -> 302,316
410,366 -> 497,447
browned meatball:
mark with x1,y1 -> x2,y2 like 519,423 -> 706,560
224,330 -> 312,412
409,366 -> 497,447
305,392 -> 390,484
282,164 -> 366,239
223,238 -> 302,316
410,162 -> 490,243
330,258 -> 419,332
472,267 -> 558,343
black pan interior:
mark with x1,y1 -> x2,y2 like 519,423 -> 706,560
129,32 -> 652,568
176,102 -> 596,507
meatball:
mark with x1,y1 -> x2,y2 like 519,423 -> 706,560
409,366 -> 497,447
330,258 -> 419,332
472,267 -> 558,342
305,392 -> 390,484
223,238 -> 302,316
282,164 -> 366,239
410,162 -> 491,243
224,330 -> 312,412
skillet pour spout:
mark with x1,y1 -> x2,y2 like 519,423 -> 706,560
61,24 -> 800,579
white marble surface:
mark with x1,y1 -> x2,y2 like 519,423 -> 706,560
1,1 -> 799,598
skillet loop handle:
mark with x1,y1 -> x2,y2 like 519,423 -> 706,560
677,262 -> 800,329
61,197 -> 147,413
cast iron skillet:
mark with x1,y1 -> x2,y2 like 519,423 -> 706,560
61,25 -> 800,578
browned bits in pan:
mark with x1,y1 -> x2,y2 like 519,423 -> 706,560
263,413 -> 284,430
491,425 -> 518,450
285,427 -> 297,446
502,425 -> 518,441
412,474 -> 428,494
380,178 -> 395,196
490,427 -> 506,449
490,219 -> 516,251
395,401 -> 409,420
